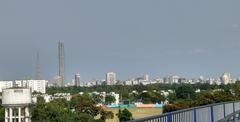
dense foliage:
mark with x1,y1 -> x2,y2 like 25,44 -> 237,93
116,108 -> 133,122
31,94 -> 114,122
47,82 -> 240,114
47,83 -> 233,104
163,83 -> 238,113
105,95 -> 116,105
47,83 -> 229,95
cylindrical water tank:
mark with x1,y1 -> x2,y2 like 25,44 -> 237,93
2,88 -> 31,106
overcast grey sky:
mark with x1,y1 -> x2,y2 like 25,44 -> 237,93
0,0 -> 240,82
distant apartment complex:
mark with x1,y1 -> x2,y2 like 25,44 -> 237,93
221,72 -> 232,85
0,80 -> 48,93
106,72 -> 117,85
63,72 -> 237,87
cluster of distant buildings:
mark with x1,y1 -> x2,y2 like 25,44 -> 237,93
50,72 -> 238,87
0,72 -> 237,95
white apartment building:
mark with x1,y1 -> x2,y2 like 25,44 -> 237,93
124,80 -> 132,85
221,73 -> 232,85
0,81 -> 13,92
132,80 -> 139,85
139,80 -> 151,85
106,72 -> 117,85
15,80 -> 48,93
164,75 -> 181,84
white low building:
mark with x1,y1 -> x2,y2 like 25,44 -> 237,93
132,80 -> 139,85
124,80 -> 132,85
32,94 -> 52,103
108,92 -> 120,105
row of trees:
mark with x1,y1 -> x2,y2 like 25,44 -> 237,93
47,83 -> 231,96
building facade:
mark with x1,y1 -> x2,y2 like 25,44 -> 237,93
0,81 -> 13,92
15,80 -> 47,94
221,72 -> 231,84
58,41 -> 65,87
2,88 -> 32,122
74,73 -> 81,86
106,72 -> 117,85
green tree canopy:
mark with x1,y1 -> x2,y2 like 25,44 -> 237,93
175,84 -> 195,99
105,95 -> 116,105
116,108 -> 133,122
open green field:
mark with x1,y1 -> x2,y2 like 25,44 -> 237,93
106,108 -> 163,122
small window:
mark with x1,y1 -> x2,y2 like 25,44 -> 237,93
21,108 -> 25,116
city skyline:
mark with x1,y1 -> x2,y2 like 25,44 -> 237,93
0,1 -> 240,82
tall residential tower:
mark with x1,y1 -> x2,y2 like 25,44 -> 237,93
75,73 -> 81,86
58,41 -> 65,87
106,72 -> 117,85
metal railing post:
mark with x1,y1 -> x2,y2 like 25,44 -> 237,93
233,102 -> 236,112
223,103 -> 226,117
233,102 -> 236,122
167,112 -> 172,122
194,109 -> 197,122
211,106 -> 214,122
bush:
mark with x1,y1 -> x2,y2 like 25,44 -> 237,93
116,108 -> 133,122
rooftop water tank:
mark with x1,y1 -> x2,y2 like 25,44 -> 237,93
2,88 -> 31,106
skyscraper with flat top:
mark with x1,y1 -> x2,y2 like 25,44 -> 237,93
75,73 -> 80,86
58,41 -> 65,87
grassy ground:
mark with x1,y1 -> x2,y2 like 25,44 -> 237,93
106,108 -> 163,122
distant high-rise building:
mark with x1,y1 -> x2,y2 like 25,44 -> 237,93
165,75 -> 181,84
51,75 -> 61,87
221,72 -> 231,85
143,74 -> 150,81
106,72 -> 117,85
58,41 -> 65,87
75,73 -> 81,86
